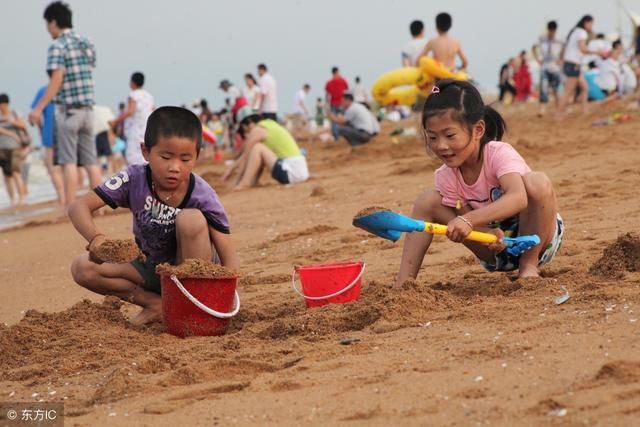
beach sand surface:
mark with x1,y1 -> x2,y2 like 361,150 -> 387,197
1,105 -> 640,426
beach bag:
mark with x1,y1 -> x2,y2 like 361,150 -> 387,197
12,111 -> 31,147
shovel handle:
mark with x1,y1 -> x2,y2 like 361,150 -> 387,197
424,222 -> 498,244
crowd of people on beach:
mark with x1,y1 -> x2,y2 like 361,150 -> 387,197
1,2 -> 394,206
1,7 -> 484,209
498,15 -> 640,117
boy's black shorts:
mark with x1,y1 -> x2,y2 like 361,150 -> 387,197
131,258 -> 162,294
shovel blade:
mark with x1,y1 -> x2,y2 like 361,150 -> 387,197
503,235 -> 540,256
353,211 -> 424,241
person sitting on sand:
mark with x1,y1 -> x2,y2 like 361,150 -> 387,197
221,106 -> 309,190
498,60 -> 516,104
69,106 -> 240,325
594,40 -> 624,100
395,80 -> 564,287
328,93 -> 379,146
415,12 -> 468,71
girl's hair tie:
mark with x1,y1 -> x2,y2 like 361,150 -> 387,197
431,86 -> 440,94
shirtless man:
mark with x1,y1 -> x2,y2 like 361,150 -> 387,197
416,12 -> 468,71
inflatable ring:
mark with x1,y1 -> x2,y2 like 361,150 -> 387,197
372,58 -> 470,106
372,67 -> 434,106
202,125 -> 217,145
418,57 -> 469,81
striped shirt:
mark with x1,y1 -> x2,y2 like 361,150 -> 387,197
47,29 -> 96,107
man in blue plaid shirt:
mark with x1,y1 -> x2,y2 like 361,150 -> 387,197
29,1 -> 102,210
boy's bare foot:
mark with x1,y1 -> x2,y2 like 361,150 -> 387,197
130,304 -> 162,326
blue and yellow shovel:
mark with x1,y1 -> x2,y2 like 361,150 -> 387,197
353,207 -> 540,257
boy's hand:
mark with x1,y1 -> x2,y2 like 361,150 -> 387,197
446,216 -> 472,243
87,234 -> 107,264
486,228 -> 507,253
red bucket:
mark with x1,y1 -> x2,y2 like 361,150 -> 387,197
160,274 -> 240,338
292,261 -> 365,308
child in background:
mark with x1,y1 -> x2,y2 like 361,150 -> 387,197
69,107 -> 239,325
395,80 -> 563,287
210,112 -> 227,161
315,98 -> 325,127
209,112 -> 224,138
416,12 -> 468,70
402,20 -> 427,67
110,134 -> 127,172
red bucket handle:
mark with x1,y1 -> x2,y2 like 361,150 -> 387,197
170,275 -> 240,319
291,263 -> 366,301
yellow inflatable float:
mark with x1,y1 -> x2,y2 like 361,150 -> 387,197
372,57 -> 469,106
371,67 -> 433,107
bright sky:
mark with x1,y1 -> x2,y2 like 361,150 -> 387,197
3,0 -> 640,143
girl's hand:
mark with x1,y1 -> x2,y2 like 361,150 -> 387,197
486,228 -> 507,253
446,216 -> 472,243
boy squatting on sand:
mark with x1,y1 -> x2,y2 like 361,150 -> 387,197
69,106 -> 240,325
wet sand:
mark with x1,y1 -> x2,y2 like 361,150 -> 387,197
1,104 -> 640,425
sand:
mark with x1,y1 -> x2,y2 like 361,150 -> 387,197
90,238 -> 144,264
1,103 -> 640,425
156,259 -> 239,279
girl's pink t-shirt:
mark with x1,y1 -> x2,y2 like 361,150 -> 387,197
435,141 -> 531,210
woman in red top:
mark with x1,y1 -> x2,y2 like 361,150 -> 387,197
513,51 -> 532,102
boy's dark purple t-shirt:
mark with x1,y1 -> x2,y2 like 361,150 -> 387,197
94,164 -> 230,264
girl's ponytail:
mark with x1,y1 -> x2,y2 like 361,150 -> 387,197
481,105 -> 506,144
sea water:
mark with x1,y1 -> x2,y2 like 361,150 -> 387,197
0,151 -> 58,229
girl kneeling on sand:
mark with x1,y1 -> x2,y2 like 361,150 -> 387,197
222,106 -> 309,190
396,80 -> 564,287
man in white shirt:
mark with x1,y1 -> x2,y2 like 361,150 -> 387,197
532,21 -> 564,115
401,20 -> 426,67
328,93 -> 379,146
219,79 -> 242,107
352,76 -> 370,108
257,63 -> 278,121
290,84 -> 310,131
293,84 -> 310,116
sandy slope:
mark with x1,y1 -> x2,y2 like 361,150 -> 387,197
1,104 -> 640,426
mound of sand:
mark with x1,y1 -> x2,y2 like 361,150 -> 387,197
156,258 -> 240,279
589,233 -> 640,278
91,238 -> 144,263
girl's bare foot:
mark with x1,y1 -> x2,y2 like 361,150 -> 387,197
518,265 -> 540,278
